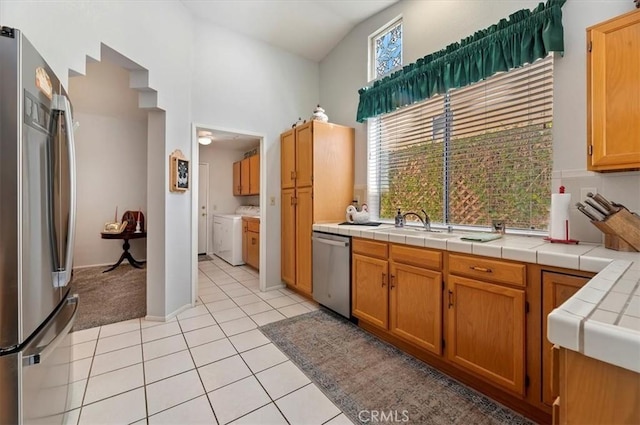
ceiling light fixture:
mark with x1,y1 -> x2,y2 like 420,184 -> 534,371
198,136 -> 212,145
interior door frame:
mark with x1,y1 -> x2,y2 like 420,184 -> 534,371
190,123 -> 266,305
197,162 -> 209,255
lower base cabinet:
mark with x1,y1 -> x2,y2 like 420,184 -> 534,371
352,239 -> 443,355
541,272 -> 589,406
556,347 -> 640,424
242,217 -> 259,270
389,262 -> 442,355
352,252 -> 389,329
446,275 -> 525,395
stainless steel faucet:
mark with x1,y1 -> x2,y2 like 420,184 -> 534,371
402,209 -> 431,231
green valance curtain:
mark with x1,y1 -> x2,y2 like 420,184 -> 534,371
356,0 -> 566,122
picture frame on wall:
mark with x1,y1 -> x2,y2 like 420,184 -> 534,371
169,149 -> 189,192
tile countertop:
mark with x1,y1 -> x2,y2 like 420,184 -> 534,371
313,223 -> 640,373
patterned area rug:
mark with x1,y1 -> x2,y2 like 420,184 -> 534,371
260,309 -> 535,425
69,264 -> 146,331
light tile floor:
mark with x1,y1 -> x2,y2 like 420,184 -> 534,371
65,256 -> 353,425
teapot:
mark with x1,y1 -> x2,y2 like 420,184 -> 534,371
310,104 -> 328,122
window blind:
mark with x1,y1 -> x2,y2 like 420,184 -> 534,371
368,55 -> 553,231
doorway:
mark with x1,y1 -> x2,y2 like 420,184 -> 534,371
192,125 -> 265,303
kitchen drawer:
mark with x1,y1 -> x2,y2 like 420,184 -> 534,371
247,220 -> 259,233
390,244 -> 442,270
449,253 -> 526,287
353,238 -> 388,259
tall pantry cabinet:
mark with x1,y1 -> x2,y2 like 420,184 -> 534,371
281,121 -> 354,296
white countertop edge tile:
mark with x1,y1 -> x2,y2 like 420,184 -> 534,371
583,320 -> 640,373
471,243 -> 502,259
537,251 -> 580,270
446,240 -> 473,254
548,310 -> 583,352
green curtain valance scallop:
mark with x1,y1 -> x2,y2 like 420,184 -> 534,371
356,0 -> 566,123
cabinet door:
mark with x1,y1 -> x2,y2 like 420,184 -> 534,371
242,220 -> 248,263
542,272 -> 589,406
588,10 -> 640,171
249,154 -> 260,195
281,130 -> 296,189
352,254 -> 388,329
240,158 -> 250,194
232,161 -> 241,196
247,230 -> 259,270
447,275 -> 525,395
295,186 -> 313,295
295,122 -> 313,188
389,262 -> 443,355
281,189 -> 296,286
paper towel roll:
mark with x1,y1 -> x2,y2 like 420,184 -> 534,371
550,191 -> 571,240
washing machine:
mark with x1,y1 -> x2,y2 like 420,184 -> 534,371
212,206 -> 260,266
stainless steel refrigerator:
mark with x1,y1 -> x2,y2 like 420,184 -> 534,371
0,27 -> 78,425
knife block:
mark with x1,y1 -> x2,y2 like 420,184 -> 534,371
590,209 -> 640,252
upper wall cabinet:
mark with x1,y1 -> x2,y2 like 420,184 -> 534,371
587,9 -> 640,172
233,154 -> 260,196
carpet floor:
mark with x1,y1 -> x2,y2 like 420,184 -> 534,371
69,264 -> 146,331
260,309 -> 535,425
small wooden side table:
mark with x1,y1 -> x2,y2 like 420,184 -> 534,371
101,231 -> 147,273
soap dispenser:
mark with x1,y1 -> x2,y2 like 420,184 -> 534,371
394,209 -> 404,228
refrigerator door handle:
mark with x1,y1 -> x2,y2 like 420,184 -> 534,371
51,94 -> 76,288
23,295 -> 78,367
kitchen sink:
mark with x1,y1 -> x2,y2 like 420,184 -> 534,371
381,228 -> 460,238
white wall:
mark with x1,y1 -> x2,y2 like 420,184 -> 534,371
191,22 -> 320,289
319,0 -> 640,243
2,1 -> 195,318
70,60 -> 148,267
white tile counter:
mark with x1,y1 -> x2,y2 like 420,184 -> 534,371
313,223 -> 640,373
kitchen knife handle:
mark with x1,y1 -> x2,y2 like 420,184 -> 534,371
576,203 -> 599,221
588,192 -> 619,213
584,198 -> 609,217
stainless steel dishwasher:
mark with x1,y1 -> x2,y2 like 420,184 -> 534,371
312,231 -> 351,318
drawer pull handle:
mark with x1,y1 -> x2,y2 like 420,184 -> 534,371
470,266 -> 492,273
390,274 -> 395,289
448,290 -> 454,308
382,273 -> 387,287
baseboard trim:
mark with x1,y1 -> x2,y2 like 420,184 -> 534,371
145,303 -> 193,323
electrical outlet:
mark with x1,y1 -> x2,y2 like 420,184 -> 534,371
270,196 -> 276,206
580,187 -> 597,201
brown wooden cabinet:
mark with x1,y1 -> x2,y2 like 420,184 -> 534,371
242,217 -> 259,270
233,154 -> 260,196
352,239 -> 443,355
352,252 -> 389,329
541,272 -> 589,406
280,121 -> 354,296
389,262 -> 442,355
587,9 -> 640,171
232,161 -> 241,196
447,262 -> 525,395
556,347 -> 640,424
